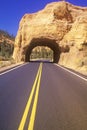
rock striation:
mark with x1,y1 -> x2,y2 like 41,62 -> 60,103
13,1 -> 87,74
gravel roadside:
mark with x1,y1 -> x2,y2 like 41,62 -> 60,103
0,62 -> 24,73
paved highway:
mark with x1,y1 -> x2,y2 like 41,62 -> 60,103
0,62 -> 87,130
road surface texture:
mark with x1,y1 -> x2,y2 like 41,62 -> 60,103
0,62 -> 87,130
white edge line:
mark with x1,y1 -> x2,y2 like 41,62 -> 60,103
0,63 -> 28,76
54,63 -> 87,82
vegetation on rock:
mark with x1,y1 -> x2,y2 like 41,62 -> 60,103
0,30 -> 14,61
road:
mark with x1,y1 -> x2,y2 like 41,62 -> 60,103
0,62 -> 87,130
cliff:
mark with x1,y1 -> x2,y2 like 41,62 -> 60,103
13,1 -> 87,75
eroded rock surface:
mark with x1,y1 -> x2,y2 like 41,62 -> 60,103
13,1 -> 87,74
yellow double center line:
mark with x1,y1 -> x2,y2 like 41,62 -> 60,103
18,63 -> 43,130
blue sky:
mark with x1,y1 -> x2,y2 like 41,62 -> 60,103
0,0 -> 87,36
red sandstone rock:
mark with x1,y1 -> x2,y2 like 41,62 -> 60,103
13,1 -> 87,74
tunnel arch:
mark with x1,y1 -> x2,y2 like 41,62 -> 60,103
25,38 -> 60,63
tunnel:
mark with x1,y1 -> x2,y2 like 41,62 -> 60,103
25,38 -> 60,63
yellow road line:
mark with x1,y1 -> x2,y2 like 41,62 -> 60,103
28,63 -> 43,130
18,63 -> 42,130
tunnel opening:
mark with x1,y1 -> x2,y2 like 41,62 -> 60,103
30,46 -> 54,62
25,38 -> 60,63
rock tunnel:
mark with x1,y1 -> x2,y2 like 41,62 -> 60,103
25,38 -> 60,63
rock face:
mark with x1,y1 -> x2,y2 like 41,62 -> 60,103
13,1 -> 87,74
0,30 -> 14,44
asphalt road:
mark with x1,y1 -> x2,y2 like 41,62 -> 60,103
0,62 -> 87,130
